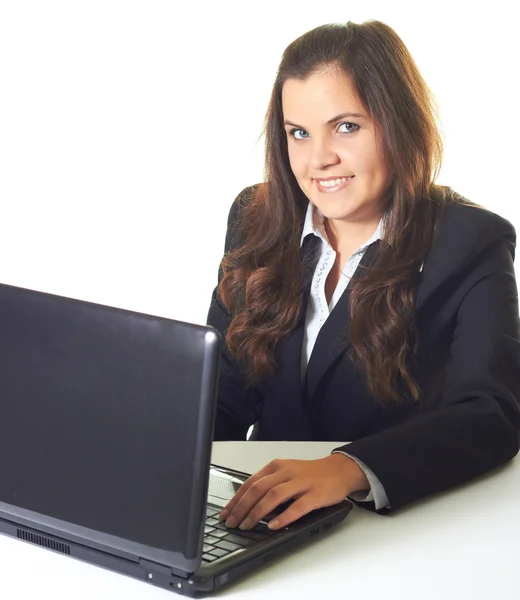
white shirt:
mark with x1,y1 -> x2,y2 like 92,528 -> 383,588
299,202 -> 389,510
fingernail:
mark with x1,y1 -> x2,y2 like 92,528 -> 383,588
239,519 -> 252,530
218,509 -> 229,521
268,520 -> 279,530
225,516 -> 237,528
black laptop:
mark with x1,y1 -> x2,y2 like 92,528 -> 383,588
0,282 -> 352,595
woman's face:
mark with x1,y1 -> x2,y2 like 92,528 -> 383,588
281,66 -> 392,226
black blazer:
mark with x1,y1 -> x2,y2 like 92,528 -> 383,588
207,185 -> 520,513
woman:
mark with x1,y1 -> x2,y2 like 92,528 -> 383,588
206,20 -> 520,531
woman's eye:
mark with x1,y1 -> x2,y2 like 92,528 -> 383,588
288,123 -> 359,140
338,122 -> 359,134
289,128 -> 309,140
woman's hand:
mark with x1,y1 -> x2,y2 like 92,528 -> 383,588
217,454 -> 369,531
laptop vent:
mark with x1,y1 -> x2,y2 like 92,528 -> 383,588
17,529 -> 71,555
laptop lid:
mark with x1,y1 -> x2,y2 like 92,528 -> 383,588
0,282 -> 221,576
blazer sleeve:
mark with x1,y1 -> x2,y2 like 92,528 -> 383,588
335,226 -> 520,512
207,186 -> 264,441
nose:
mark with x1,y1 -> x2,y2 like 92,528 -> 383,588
309,137 -> 340,170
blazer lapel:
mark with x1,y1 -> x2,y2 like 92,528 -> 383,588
304,241 -> 382,403
279,233 -> 321,390
264,235 -> 320,438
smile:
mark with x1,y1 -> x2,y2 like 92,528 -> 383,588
315,176 -> 355,193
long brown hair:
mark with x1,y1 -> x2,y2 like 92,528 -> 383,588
219,20 -> 467,405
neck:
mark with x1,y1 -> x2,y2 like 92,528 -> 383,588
324,215 -> 382,253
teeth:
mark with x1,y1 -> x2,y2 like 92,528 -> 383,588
318,177 -> 352,187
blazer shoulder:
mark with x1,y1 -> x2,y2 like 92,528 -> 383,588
440,198 -> 516,246
417,197 -> 516,307
431,197 -> 516,268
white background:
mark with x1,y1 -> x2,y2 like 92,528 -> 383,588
1,0 -> 518,326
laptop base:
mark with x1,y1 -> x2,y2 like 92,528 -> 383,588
1,499 -> 351,596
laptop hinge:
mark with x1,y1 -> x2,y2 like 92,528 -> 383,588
139,557 -> 190,580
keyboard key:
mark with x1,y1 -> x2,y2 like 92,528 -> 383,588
204,525 -> 215,534
210,529 -> 229,538
203,543 -> 213,553
202,553 -> 217,563
215,539 -> 242,552
205,535 -> 221,545
206,506 -> 220,517
206,517 -> 220,526
208,547 -> 229,558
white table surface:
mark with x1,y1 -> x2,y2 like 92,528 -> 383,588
0,441 -> 518,599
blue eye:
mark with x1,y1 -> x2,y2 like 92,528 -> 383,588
289,128 -> 309,140
287,122 -> 359,140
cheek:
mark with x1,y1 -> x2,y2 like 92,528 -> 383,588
355,150 -> 387,182
288,148 -> 305,178
347,132 -> 382,175
339,142 -> 368,173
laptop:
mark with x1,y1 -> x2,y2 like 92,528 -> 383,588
0,282 -> 353,595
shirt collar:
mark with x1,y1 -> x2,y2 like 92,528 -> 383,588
300,201 -> 385,251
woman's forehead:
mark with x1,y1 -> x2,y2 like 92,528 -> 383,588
281,71 -> 367,124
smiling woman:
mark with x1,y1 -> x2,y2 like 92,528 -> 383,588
206,20 -> 520,532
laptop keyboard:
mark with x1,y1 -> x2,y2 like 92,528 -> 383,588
202,505 -> 273,564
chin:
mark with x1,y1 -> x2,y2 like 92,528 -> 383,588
313,200 -> 359,220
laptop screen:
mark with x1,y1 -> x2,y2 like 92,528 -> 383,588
0,283 -> 217,558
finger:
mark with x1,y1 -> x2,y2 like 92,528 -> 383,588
267,494 -> 321,530
217,461 -> 279,520
236,481 -> 307,530
224,470 -> 290,528
216,472 -> 269,521
216,472 -> 265,520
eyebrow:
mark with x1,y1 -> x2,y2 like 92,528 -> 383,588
283,112 -> 367,128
